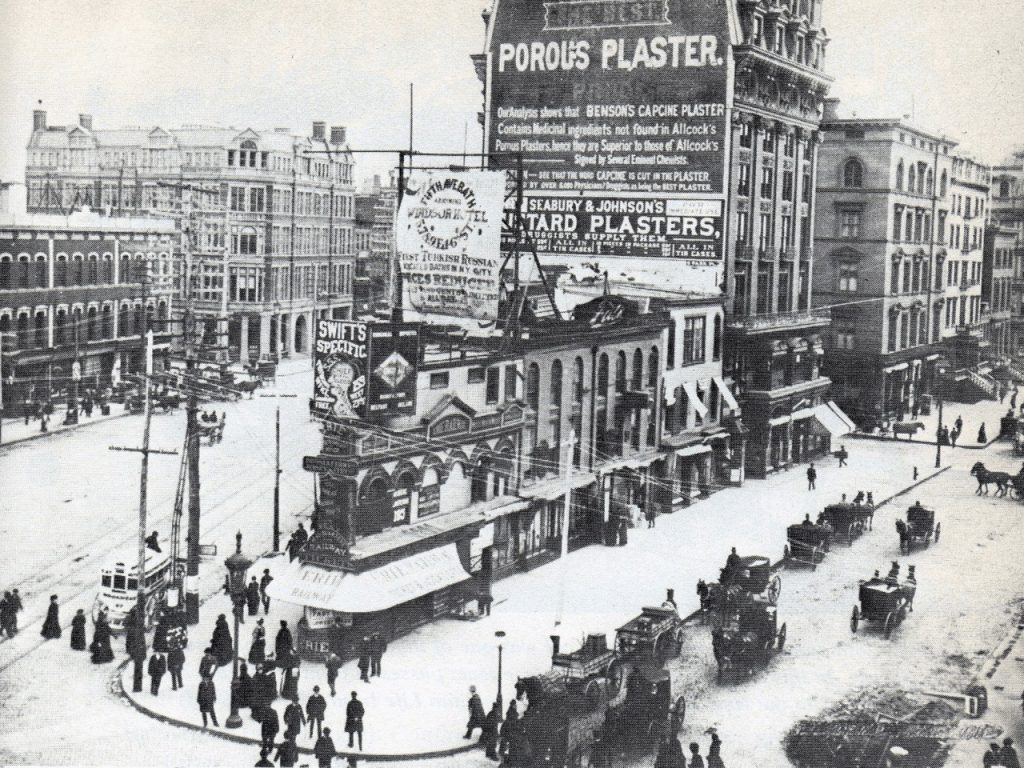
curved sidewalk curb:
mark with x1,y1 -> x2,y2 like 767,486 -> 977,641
115,659 -> 480,762
849,432 -> 1001,451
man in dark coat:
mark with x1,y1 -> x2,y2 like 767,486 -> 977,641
236,662 -> 253,710
246,576 -> 261,616
369,632 -> 386,678
465,685 -> 486,739
706,731 -> 724,768
481,700 -> 501,760
307,685 -> 327,738
275,621 -> 294,669
198,675 -> 218,727
1002,738 -> 1021,768
200,647 -> 218,679
315,727 -> 337,768
806,463 -> 817,490
90,613 -> 114,664
283,697 -> 305,740
145,531 -> 161,552
148,652 -> 167,695
983,743 -> 1002,767
126,618 -> 147,692
274,734 -> 299,767
70,608 -> 87,650
9,589 -> 23,634
260,569 -> 274,614
168,645 -> 186,690
211,614 -> 234,666
357,637 -> 371,682
261,704 -> 280,751
40,595 -> 61,639
325,652 -> 342,697
499,701 -> 518,757
294,523 -> 309,549
281,658 -> 301,700
345,692 -> 365,750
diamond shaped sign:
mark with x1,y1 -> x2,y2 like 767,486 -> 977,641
374,351 -> 412,390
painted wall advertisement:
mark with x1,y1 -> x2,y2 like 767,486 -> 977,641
487,0 -> 730,259
314,320 -> 419,421
396,170 -> 506,330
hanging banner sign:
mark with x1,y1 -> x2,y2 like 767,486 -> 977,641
367,323 -> 419,416
313,320 -> 369,420
396,171 -> 505,330
486,0 -> 730,259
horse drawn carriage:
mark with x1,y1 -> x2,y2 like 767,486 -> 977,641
615,601 -> 685,665
697,554 -> 781,625
851,564 -> 917,639
818,502 -> 873,546
710,599 -> 787,681
896,502 -> 940,554
513,633 -> 685,767
784,519 -> 832,570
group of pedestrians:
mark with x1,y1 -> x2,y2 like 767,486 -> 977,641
983,737 -> 1019,767
0,589 -> 24,637
286,523 -> 309,561
655,730 -> 726,768
355,633 -> 387,682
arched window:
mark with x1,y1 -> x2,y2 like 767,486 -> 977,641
0,254 -> 11,290
615,351 -> 627,394
71,308 -> 82,345
18,254 -> 30,288
34,254 -> 47,287
525,362 -> 540,412
1000,179 -> 1011,198
925,169 -> 934,196
895,160 -> 904,191
549,359 -> 563,410
631,348 -> 643,390
598,353 -> 609,395
907,164 -> 916,193
101,305 -> 112,339
118,303 -> 131,338
133,305 -> 144,336
55,253 -> 67,286
16,312 -> 29,350
55,309 -> 67,346
102,253 -> 114,283
648,347 -> 659,389
549,360 -> 563,465
843,159 -> 863,188
86,306 -> 97,341
34,310 -> 47,348
572,357 -> 584,404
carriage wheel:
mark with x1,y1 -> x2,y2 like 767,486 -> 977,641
673,626 -> 685,654
671,695 -> 686,734
850,606 -> 860,633
606,660 -> 625,696
883,612 -> 896,639
777,622 -> 788,651
654,631 -> 674,664
583,678 -> 606,710
934,523 -> 941,543
767,575 -> 782,606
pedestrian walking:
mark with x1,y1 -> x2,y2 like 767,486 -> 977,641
645,504 -> 657,528
250,618 -> 267,664
70,608 -> 87,651
806,463 -> 816,490
275,621 -> 294,669
688,742 -> 705,768
294,523 -> 309,549
200,647 -> 219,678
481,700 -> 501,760
465,685 -> 486,739
168,644 -> 185,690
40,594 -> 61,639
500,701 -> 518,757
283,697 -> 305,740
261,661 -> 279,705
951,427 -> 960,448
837,444 -> 848,467
978,423 -> 988,443
307,686 -> 327,739
286,531 -> 302,562
281,659 -> 301,703
274,734 -> 299,767
325,651 -> 342,697
260,569 -> 273,614
198,674 -> 218,727
246,576 -> 261,616
982,743 -> 1001,767
369,632 -> 386,678
148,652 -> 167,695
315,727 -> 338,768
357,637 -> 371,682
255,747 -> 274,767
0,592 -> 11,638
261,704 -> 280,750
90,612 -> 114,664
8,589 -> 22,634
237,662 -> 253,710
212,614 -> 234,666
955,414 -> 964,433
126,618 -> 147,692
345,692 -> 364,751
1002,738 -> 1020,768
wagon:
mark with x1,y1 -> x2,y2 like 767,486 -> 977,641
784,522 -> 832,570
711,599 -> 787,681
818,502 -> 873,546
896,503 -> 940,554
615,605 -> 685,665
850,566 -> 917,639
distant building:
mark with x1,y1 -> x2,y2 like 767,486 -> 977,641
983,225 -> 1016,358
24,110 -> 356,361
990,151 -> 1024,357
0,206 -> 176,414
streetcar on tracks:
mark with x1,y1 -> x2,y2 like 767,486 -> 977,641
91,548 -> 173,632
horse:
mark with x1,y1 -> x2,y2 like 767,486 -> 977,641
892,421 -> 926,440
970,462 -> 1010,496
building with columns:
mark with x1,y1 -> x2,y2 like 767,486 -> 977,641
24,110 -> 356,362
814,107 -> 993,427
990,151 -> 1024,357
0,206 -> 176,412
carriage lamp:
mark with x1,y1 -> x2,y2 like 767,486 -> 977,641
934,356 -> 950,469
224,532 -> 252,729
495,630 -> 506,716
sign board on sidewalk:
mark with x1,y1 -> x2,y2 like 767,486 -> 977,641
302,454 -> 359,476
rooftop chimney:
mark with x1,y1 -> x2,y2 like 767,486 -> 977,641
312,121 -> 326,140
823,98 -> 841,122
549,635 -> 560,657
330,126 -> 347,146
33,109 -> 47,132
79,114 -> 93,130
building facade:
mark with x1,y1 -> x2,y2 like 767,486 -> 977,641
24,111 -> 356,361
0,208 -> 176,413
982,226 -> 1015,359
814,109 -> 992,426
990,152 -> 1024,357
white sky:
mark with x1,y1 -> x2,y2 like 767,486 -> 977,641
0,0 -> 1021,187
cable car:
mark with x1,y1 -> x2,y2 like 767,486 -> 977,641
92,548 -> 172,632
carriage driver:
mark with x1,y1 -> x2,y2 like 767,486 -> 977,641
723,548 -> 741,581
802,514 -> 814,527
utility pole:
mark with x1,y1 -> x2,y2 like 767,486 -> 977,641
184,216 -> 202,625
261,389 -> 298,552
554,429 -> 577,627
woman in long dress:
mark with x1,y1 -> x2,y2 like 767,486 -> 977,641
40,595 -> 61,639
70,609 -> 87,650
91,613 -> 114,664
248,618 -> 266,665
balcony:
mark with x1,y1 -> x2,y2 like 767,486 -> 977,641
726,308 -> 831,335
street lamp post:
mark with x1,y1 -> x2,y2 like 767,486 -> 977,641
934,357 -> 949,469
495,630 -> 506,716
224,532 -> 252,729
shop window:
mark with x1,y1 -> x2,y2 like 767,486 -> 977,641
429,372 -> 449,389
486,367 -> 500,404
468,367 -> 485,384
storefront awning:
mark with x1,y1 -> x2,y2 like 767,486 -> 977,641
713,376 -> 741,413
768,414 -> 791,427
518,471 -> 597,501
883,362 -> 909,373
676,444 -> 712,458
682,380 -> 709,418
792,407 -> 815,421
265,543 -> 471,614
827,400 -> 858,432
809,402 -> 854,439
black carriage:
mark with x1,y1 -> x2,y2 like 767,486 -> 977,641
818,502 -> 874,546
784,522 -> 832,570
711,599 -> 787,681
850,566 -> 917,639
896,503 -> 939,554
699,555 -> 781,624
615,604 -> 685,665
514,634 -> 685,767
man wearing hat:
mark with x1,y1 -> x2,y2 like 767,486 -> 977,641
1001,738 -> 1020,768
983,742 -> 1002,767
315,726 -> 337,767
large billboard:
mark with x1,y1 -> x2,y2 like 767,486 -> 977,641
396,170 -> 506,330
487,0 -> 731,260
313,320 -> 420,421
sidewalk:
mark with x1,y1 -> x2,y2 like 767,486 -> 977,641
853,394 -> 1012,449
119,437 -> 945,760
0,406 -> 128,447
